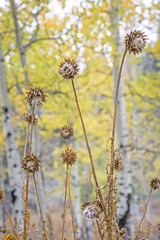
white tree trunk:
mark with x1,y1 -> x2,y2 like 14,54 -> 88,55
72,138 -> 83,239
0,37 -> 23,225
0,154 -> 5,228
116,71 -> 132,232
130,90 -> 150,222
82,163 -> 93,240
110,0 -> 133,233
10,0 -> 47,224
9,0 -> 29,83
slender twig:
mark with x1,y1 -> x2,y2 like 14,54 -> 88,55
2,199 -> 20,240
136,188 -> 152,239
68,168 -> 76,240
22,123 -> 30,214
29,106 -> 35,155
96,220 -> 103,240
24,107 -> 35,240
71,78 -> 107,219
107,50 -> 127,239
33,173 -> 48,240
23,172 -> 30,240
111,49 -> 127,170
61,164 -> 69,240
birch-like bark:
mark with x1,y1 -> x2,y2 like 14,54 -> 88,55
73,161 -> 83,239
10,0 -> 47,224
82,163 -> 93,240
0,154 -> 5,228
72,137 -> 83,239
130,91 -> 150,222
9,0 -> 29,83
110,0 -> 132,233
0,37 -> 23,225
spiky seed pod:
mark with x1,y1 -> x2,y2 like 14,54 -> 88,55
114,158 -> 122,171
59,59 -> 79,79
26,87 -> 47,107
0,188 -> 5,201
21,153 -> 41,173
60,148 -> 77,166
119,228 -> 126,236
150,178 -> 160,190
23,113 -> 38,125
82,202 -> 101,220
60,125 -> 73,140
124,30 -> 148,55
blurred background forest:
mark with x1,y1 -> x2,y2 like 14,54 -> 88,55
0,0 -> 160,239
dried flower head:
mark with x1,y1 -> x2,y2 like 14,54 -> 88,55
114,158 -> 122,171
124,30 -> 148,55
119,228 -> 126,237
60,125 -> 73,140
150,178 -> 160,190
59,59 -> 79,79
26,87 -> 47,107
82,202 -> 101,220
21,153 -> 41,173
23,113 -> 38,125
93,199 -> 103,212
60,148 -> 77,166
0,188 -> 5,201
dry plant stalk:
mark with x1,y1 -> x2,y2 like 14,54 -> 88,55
60,125 -> 76,240
22,87 -> 48,240
23,107 -> 35,240
136,178 -> 160,239
33,174 -> 48,240
0,189 -> 20,240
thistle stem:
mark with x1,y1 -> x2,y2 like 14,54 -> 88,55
61,164 -> 69,240
136,188 -> 152,239
71,79 -> 107,219
111,49 -> 127,170
22,123 -> 29,215
68,167 -> 76,240
24,106 -> 35,240
107,50 -> 127,239
96,220 -> 103,240
2,199 -> 20,240
23,172 -> 30,240
29,106 -> 35,155
33,173 -> 48,240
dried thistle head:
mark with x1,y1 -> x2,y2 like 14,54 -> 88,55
82,202 -> 101,220
150,178 -> 160,190
0,188 -> 5,201
23,113 -> 38,125
93,199 -> 103,212
21,154 -> 41,173
60,125 -> 73,140
114,158 -> 122,171
124,30 -> 148,55
26,87 -> 47,107
59,59 -> 79,79
60,148 -> 77,166
119,228 -> 126,237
